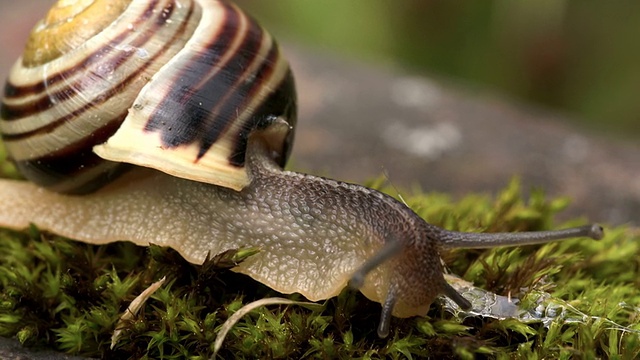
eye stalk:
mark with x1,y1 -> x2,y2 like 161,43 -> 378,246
437,223 -> 604,249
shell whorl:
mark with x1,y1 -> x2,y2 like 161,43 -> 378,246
0,0 -> 296,194
22,0 -> 133,67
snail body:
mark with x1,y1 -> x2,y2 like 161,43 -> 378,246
0,0 -> 603,338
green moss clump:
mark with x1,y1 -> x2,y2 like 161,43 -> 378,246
0,172 -> 638,358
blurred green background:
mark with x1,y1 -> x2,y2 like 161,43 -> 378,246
236,0 -> 640,139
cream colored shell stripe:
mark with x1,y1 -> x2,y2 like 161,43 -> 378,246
1,0 -> 198,193
0,0 -> 293,193
96,0 -> 293,191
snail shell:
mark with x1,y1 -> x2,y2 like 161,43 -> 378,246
0,0 -> 604,339
1,0 -> 295,194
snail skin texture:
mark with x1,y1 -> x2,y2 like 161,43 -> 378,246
0,0 -> 604,338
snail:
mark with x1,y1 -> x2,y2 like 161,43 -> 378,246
0,0 -> 603,338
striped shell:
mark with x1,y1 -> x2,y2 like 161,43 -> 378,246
0,0 -> 296,194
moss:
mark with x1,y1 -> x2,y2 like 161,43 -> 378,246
0,163 -> 638,358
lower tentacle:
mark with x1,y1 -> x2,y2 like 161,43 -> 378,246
378,283 -> 399,338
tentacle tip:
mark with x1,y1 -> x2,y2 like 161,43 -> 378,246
377,323 -> 390,339
443,283 -> 472,310
348,273 -> 365,290
457,297 -> 472,311
589,224 -> 604,240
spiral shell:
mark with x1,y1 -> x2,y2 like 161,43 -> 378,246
0,0 -> 296,194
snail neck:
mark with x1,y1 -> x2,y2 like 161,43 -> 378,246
243,137 -> 433,250
242,137 -> 452,326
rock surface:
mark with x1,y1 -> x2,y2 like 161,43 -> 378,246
286,45 -> 640,226
0,336 -> 94,360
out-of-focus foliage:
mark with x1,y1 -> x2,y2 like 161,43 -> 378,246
238,0 -> 640,138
